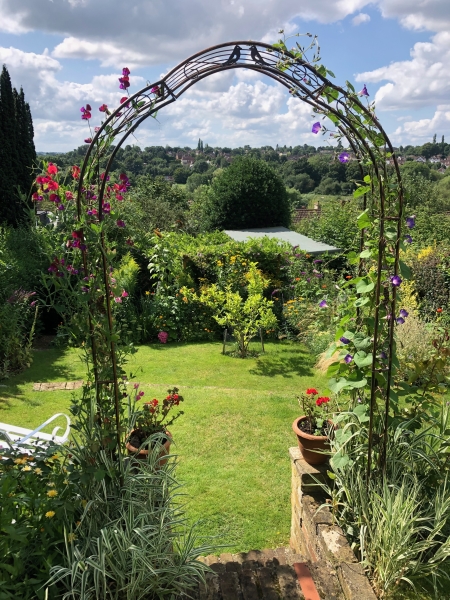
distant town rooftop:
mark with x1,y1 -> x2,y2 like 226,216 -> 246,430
224,226 -> 340,255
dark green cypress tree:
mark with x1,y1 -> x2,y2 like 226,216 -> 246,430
0,65 -> 36,226
14,87 -> 36,199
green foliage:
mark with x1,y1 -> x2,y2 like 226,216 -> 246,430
295,199 -> 361,253
184,263 -> 277,357
0,445 -> 78,600
204,156 -> 290,230
410,247 -> 450,319
326,404 -> 450,596
0,291 -> 38,379
126,175 -> 188,235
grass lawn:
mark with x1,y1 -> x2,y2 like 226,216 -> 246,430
0,340 -> 327,553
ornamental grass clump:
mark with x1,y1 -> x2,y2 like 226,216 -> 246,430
297,388 -> 332,436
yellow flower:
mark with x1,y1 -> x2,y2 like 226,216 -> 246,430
182,297 -> 188,303
45,511 -> 56,518
47,490 -> 58,498
22,465 -> 32,472
14,458 -> 28,465
34,468 -> 43,475
145,291 -> 150,295
67,533 -> 77,542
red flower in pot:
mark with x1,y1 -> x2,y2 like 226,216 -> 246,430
126,386 -> 184,463
292,388 -> 334,465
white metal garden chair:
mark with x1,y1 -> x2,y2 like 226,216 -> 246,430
0,413 -> 71,451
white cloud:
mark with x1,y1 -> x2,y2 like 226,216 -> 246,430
378,0 -> 450,33
356,31 -> 450,110
391,104 -> 450,144
352,13 -> 370,25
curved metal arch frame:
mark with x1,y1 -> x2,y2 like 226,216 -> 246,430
76,41 -> 404,477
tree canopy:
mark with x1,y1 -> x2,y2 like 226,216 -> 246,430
0,65 -> 36,226
204,156 -> 290,230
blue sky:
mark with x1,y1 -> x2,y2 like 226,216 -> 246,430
1,0 -> 449,152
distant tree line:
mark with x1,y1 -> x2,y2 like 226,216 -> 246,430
0,65 -> 36,226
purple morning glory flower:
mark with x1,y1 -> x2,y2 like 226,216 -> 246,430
404,235 -> 413,244
319,299 -> 328,308
81,286 -> 90,293
396,317 -> 405,325
116,219 -> 125,228
344,354 -> 353,364
313,259 -> 322,263
338,152 -> 350,163
312,122 -> 321,134
340,337 -> 350,344
406,215 -> 416,229
358,84 -> 369,97
399,309 -> 409,318
390,275 -> 402,287
379,351 -> 387,360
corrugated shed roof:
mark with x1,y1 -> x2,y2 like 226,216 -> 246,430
224,226 -> 340,255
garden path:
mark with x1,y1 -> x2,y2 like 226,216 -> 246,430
192,547 -> 343,599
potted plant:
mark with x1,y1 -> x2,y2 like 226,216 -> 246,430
292,388 -> 333,465
126,385 -> 184,462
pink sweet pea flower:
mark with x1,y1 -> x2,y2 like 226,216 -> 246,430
121,290 -> 129,298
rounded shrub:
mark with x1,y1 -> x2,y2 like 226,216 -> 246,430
205,156 -> 290,229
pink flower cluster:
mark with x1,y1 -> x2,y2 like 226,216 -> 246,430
158,331 -> 168,344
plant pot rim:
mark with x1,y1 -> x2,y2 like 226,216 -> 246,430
126,429 -> 172,455
292,416 -> 333,441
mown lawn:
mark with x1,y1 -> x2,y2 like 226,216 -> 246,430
0,340 -> 327,552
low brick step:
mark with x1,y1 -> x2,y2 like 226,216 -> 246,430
193,547 -> 344,599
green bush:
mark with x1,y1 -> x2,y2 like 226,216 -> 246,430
0,444 -> 78,600
203,156 -> 290,230
295,199 -> 361,254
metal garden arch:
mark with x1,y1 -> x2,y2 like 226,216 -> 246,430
76,41 -> 404,478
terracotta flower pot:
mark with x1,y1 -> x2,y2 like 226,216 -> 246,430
292,416 -> 332,465
125,430 -> 172,466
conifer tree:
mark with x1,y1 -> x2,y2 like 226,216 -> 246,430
0,65 -> 36,226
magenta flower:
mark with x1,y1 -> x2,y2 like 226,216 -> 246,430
319,299 -> 328,308
122,67 -> 130,76
65,191 -> 74,200
80,105 -> 92,120
151,85 -> 161,96
338,152 -> 350,163
116,219 -> 125,228
121,290 -> 129,298
358,84 -> 369,97
120,96 -> 130,107
158,331 -> 168,344
344,354 -> 353,364
99,104 -> 108,112
406,215 -> 416,229
84,138 -> 92,144
390,275 -> 402,287
102,202 -> 111,214
312,122 -> 321,134
57,204 -> 65,210
119,74 -> 130,89
126,238 -> 134,246
114,297 -> 122,303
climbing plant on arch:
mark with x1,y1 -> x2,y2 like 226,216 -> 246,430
54,36 -> 406,478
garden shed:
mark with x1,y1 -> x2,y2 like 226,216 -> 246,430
224,226 -> 340,255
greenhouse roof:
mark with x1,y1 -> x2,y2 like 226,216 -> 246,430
224,227 -> 340,256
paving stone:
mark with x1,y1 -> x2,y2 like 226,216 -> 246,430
219,571 -> 243,600
240,569 -> 260,600
198,572 -> 220,600
256,567 -> 279,600
273,547 -> 287,566
276,564 -> 303,599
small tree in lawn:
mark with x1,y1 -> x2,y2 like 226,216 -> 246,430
185,262 -> 277,357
